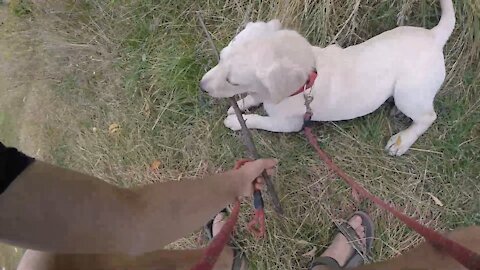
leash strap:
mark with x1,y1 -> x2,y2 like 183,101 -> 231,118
303,115 -> 480,269
191,160 -> 266,270
290,71 -> 318,97
248,189 -> 266,238
237,160 -> 266,238
190,200 -> 241,270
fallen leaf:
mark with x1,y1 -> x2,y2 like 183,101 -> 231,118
150,160 -> 161,171
109,123 -> 120,134
426,192 -> 444,207
302,246 -> 317,259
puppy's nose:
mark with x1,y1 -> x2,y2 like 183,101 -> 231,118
199,80 -> 208,93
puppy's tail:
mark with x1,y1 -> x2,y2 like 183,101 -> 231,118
431,0 -> 455,47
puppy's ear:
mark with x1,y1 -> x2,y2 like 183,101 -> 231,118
267,19 -> 282,31
257,59 -> 307,104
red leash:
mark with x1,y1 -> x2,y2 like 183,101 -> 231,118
303,112 -> 480,270
190,199 -> 241,270
191,160 -> 266,270
248,189 -> 266,238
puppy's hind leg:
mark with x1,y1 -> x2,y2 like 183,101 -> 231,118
385,109 -> 437,156
386,83 -> 440,156
224,114 -> 303,132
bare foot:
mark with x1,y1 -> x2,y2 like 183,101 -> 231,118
212,212 -> 246,270
312,215 -> 366,269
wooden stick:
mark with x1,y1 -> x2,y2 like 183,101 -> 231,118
196,11 -> 284,215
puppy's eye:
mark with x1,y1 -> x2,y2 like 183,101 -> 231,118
226,77 -> 240,86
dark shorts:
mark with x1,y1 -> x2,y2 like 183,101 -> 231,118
0,142 -> 34,194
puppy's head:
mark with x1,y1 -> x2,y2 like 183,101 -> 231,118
200,20 -> 314,103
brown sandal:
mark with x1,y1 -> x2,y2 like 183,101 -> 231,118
310,211 -> 375,269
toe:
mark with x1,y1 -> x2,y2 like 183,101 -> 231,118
394,146 -> 408,156
385,131 -> 416,156
348,215 -> 363,228
385,133 -> 402,152
350,215 -> 366,242
355,225 -> 366,239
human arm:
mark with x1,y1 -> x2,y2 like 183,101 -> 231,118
0,152 -> 276,255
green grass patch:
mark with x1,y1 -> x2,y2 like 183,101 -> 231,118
9,0 -> 32,16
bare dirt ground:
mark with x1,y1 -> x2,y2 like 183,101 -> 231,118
0,5 -> 53,269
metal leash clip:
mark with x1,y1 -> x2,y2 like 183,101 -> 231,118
303,85 -> 314,128
303,85 -> 314,115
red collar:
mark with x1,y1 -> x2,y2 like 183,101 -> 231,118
290,70 -> 318,97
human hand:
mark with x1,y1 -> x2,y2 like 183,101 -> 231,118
231,159 -> 277,198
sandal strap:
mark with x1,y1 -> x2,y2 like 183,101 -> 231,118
205,209 -> 245,270
204,208 -> 229,240
231,248 -> 244,270
335,221 -> 371,264
309,256 -> 342,270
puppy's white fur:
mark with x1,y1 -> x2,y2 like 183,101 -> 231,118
200,0 -> 455,156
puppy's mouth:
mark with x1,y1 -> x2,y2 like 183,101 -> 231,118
199,80 -> 209,94
204,91 -> 225,98
200,87 -> 234,98
199,81 -> 242,98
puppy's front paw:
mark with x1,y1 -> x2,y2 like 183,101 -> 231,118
385,131 -> 417,156
224,114 -> 242,131
227,106 -> 235,115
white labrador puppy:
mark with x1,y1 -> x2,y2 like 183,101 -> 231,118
200,0 -> 455,156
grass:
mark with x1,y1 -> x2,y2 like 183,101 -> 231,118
8,0 -> 32,16
1,0 -> 479,269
